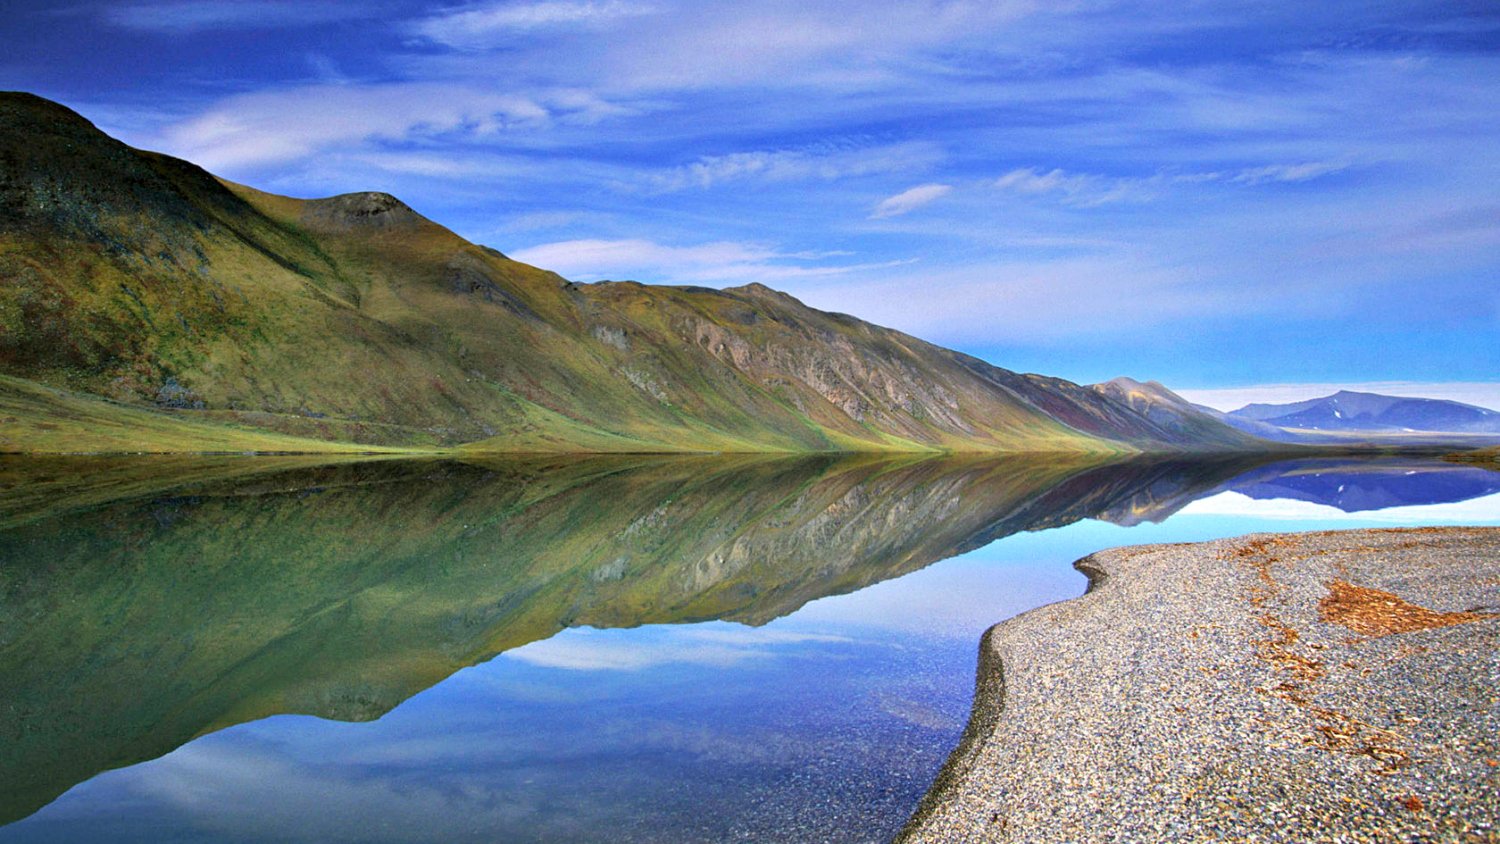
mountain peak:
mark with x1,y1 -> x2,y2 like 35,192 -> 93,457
0,92 -> 99,135
297,191 -> 428,234
1100,376 -> 1173,397
1104,376 -> 1147,391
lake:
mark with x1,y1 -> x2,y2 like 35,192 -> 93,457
1,452 -> 1497,843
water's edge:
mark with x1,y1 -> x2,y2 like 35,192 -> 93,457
896,527 -> 1500,842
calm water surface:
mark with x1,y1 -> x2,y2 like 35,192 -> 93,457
1,453 -> 1497,843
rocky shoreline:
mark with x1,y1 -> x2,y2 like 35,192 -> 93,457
900,527 -> 1500,843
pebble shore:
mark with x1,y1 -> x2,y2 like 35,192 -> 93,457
900,527 -> 1500,843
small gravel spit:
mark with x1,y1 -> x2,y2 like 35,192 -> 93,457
899,527 -> 1500,844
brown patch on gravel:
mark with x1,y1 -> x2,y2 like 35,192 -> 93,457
1319,580 -> 1496,637
1255,614 -> 1325,682
1238,542 -> 1420,774
1300,700 -> 1414,773
901,528 -> 1500,844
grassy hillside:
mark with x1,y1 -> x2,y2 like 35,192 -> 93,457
0,92 -> 1265,454
0,373 -> 414,454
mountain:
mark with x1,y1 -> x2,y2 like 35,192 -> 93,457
1090,376 -> 1300,444
1230,390 -> 1500,434
0,92 -> 1266,454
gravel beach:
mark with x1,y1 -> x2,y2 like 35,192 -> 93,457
899,527 -> 1500,844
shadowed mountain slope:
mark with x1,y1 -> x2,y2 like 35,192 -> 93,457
0,93 -> 1265,453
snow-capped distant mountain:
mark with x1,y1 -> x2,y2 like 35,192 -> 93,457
1230,390 -> 1500,433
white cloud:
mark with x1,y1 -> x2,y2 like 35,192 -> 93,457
402,0 -> 1044,93
993,161 -> 1347,207
511,238 -> 778,274
1175,381 -> 1500,413
159,84 -> 631,169
643,141 -> 944,192
414,1 -> 658,49
870,183 -> 952,218
508,237 -> 912,283
100,0 -> 371,32
790,255 -> 1261,344
993,167 -> 1148,206
1230,160 -> 1348,185
347,152 -> 523,179
994,167 -> 1089,195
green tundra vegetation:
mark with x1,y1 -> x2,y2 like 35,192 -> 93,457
0,92 -> 1266,455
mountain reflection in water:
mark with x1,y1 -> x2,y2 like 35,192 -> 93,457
1,452 -> 1496,840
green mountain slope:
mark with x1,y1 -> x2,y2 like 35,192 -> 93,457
0,92 -> 1265,453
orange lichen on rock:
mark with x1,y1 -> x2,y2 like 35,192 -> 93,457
1318,580 -> 1495,638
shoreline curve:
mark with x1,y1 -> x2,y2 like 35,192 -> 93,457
899,527 -> 1500,843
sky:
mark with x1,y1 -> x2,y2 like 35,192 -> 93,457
2,0 -> 1497,407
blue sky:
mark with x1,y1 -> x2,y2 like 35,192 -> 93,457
4,0 -> 1498,406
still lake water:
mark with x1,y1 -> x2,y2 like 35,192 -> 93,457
1,453 -> 1498,843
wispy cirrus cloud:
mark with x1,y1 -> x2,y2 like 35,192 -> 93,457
1230,161 -> 1349,184
98,0 -> 374,32
512,238 -> 777,274
641,141 -> 944,192
992,160 -> 1350,206
412,0 -> 658,49
993,167 -> 1145,206
870,183 -> 951,218
790,255 -> 1260,344
158,83 -> 633,169
509,237 -> 910,283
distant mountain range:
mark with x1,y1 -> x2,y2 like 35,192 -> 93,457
1090,377 -> 1307,443
1091,378 -> 1500,443
0,92 -> 1269,454
1228,390 -> 1500,434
